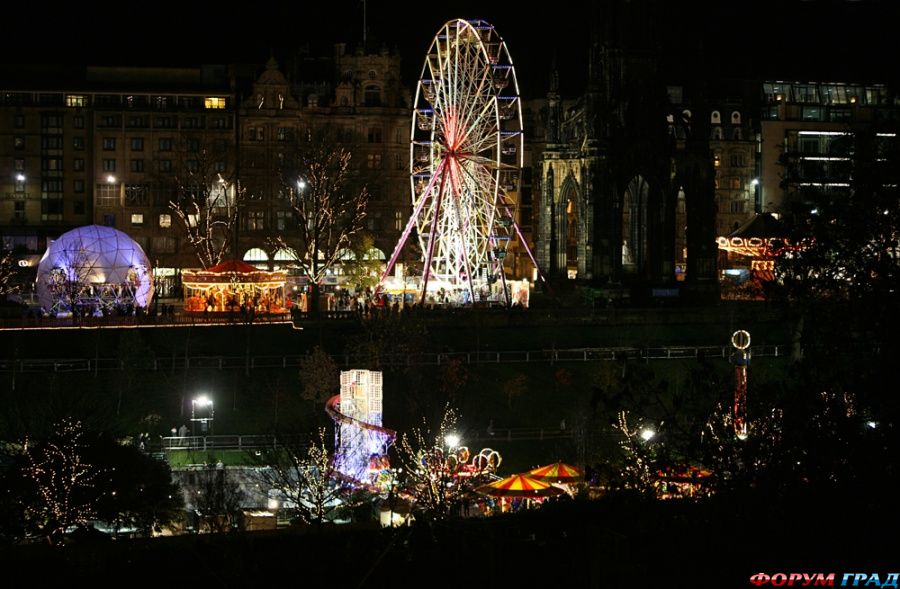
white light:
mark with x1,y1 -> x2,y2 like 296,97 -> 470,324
640,428 -> 655,442
444,434 -> 460,449
797,131 -> 850,136
810,208 -> 819,215
876,133 -> 897,138
15,173 -> 25,182
106,175 -> 117,184
267,497 -> 280,510
297,179 -> 307,190
194,395 -> 212,407
866,421 -> 877,429
751,178 -> 759,186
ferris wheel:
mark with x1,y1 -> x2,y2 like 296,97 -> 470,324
381,19 -> 542,305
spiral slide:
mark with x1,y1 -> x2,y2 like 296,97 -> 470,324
326,394 -> 397,485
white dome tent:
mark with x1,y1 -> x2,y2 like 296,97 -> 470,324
35,225 -> 154,316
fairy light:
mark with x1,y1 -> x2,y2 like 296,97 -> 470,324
398,406 -> 501,519
24,419 -> 100,543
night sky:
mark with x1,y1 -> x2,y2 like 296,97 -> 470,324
4,0 -> 896,96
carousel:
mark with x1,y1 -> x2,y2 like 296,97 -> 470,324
181,260 -> 288,314
717,213 -> 790,300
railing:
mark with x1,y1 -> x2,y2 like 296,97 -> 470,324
0,312 -> 292,330
160,435 -> 306,451
158,429 -> 618,454
0,344 -> 789,374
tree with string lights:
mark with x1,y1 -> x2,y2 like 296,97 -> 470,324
397,406 -> 498,521
22,419 -> 100,544
0,247 -> 18,300
166,138 -> 242,269
270,131 -> 368,313
252,428 -> 350,526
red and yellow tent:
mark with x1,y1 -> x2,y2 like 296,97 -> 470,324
475,474 -> 564,498
528,462 -> 584,483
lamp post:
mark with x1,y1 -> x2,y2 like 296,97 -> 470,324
191,395 -> 214,436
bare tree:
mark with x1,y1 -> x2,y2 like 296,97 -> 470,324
42,246 -> 93,321
0,248 -> 17,300
253,428 -> 347,526
167,138 -> 241,269
272,132 -> 368,311
299,346 -> 339,408
188,465 -> 245,533
396,406 -> 496,521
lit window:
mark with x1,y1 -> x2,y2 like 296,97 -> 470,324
95,184 -> 119,207
131,214 -> 144,226
367,153 -> 382,169
246,211 -> 265,231
159,214 -> 172,228
204,97 -> 226,109
65,95 -> 87,108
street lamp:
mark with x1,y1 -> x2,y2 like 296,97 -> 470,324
639,428 -> 656,442
106,174 -> 117,184
191,395 -> 214,435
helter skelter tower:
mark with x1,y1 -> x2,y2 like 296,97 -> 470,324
326,370 -> 396,484
380,19 -> 545,306
731,330 -> 751,440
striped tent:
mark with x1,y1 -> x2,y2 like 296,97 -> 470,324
475,474 -> 564,498
528,462 -> 584,483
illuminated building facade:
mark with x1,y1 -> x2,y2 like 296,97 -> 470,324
759,81 -> 898,216
1,48 -> 411,296
0,65 -> 235,295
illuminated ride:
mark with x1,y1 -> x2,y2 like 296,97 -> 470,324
326,370 -> 396,487
380,18 -> 544,307
731,330 -> 751,440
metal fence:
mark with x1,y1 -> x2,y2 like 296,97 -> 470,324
0,344 -> 789,374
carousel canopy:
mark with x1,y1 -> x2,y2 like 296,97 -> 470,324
728,213 -> 786,238
35,225 -> 153,311
717,213 -> 789,257
182,259 -> 287,286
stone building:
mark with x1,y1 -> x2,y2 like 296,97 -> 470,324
535,40 -> 719,301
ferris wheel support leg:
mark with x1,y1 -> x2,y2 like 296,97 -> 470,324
511,220 -> 551,290
421,167 -> 450,305
379,161 -> 446,287
499,262 -> 510,307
